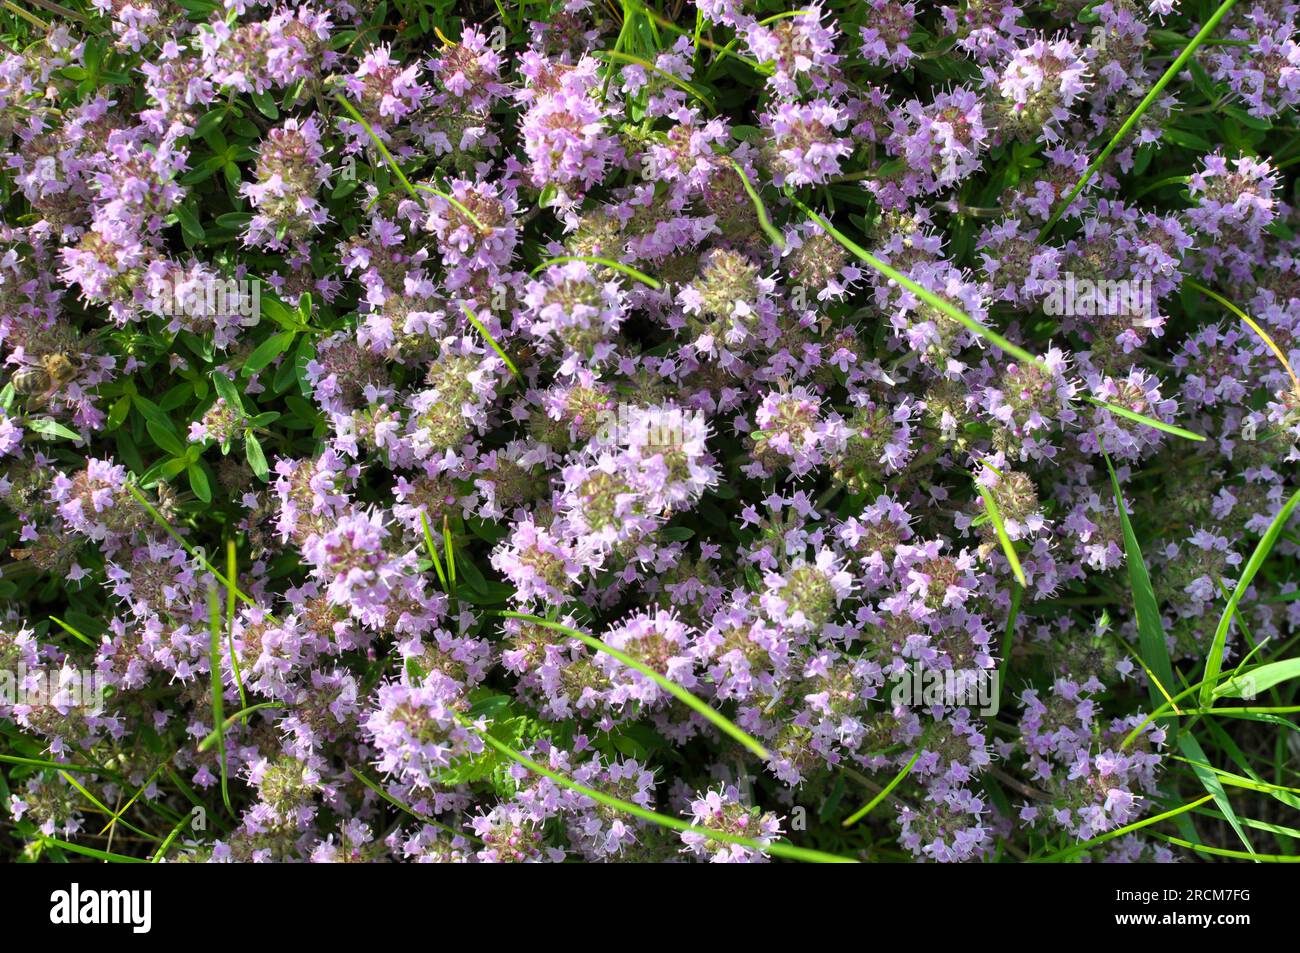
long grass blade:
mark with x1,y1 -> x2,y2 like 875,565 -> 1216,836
1037,0 -> 1240,240
1201,487 -> 1300,706
1102,450 -> 1177,714
787,195 -> 1046,370
460,303 -> 520,379
975,479 -> 1027,586
531,255 -> 662,289
208,586 -> 232,816
1178,733 -> 1255,858
842,747 -> 922,827
497,611 -> 770,759
465,715 -> 854,862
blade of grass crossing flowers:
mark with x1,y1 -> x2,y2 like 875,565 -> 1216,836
226,540 -> 248,716
335,94 -> 489,231
997,583 -> 1023,710
197,703 -> 283,752
1145,832 -> 1300,862
1032,794 -> 1214,862
787,196 -> 1047,371
208,586 -> 233,816
349,766 -> 471,841
49,615 -> 96,648
460,303 -> 520,379
126,484 -> 260,609
58,771 -> 157,841
464,715 -> 855,862
722,156 -> 786,248
531,256 -> 662,289
442,516 -> 456,590
1178,732 -> 1256,858
594,50 -> 716,112
1188,281 -> 1300,396
38,836 -> 148,863
0,754 -> 119,777
1201,487 -> 1300,706
152,813 -> 194,863
420,512 -> 449,590
1037,0 -> 1240,240
98,761 -> 167,836
1082,395 -> 1205,442
842,747 -> 922,827
975,479 -> 1027,586
1102,450 -> 1178,717
497,611 -> 770,759
334,93 -> 417,199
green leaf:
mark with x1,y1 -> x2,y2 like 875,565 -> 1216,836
241,330 -> 297,378
250,90 -> 279,119
146,418 -> 185,457
174,201 -> 205,242
211,371 -> 243,410
188,464 -> 212,503
259,292 -> 301,331
24,417 -> 81,441
245,432 -> 269,480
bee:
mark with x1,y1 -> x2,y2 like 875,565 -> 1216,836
11,352 -> 80,402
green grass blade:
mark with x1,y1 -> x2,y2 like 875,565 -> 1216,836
466,715 -> 854,862
126,483 -> 261,609
334,92 -> 417,199
461,302 -> 520,379
787,195 -> 1046,370
151,812 -> 194,862
497,611 -> 770,759
1037,0 -> 1240,240
58,771 -> 158,842
442,516 -> 456,591
420,512 -> 449,590
349,766 -> 471,841
49,615 -> 96,648
97,761 -> 167,836
226,539 -> 248,716
1032,794 -> 1214,862
594,50 -> 716,112
1102,449 -> 1177,715
196,703 -> 283,752
1145,831 -> 1300,862
208,586 -> 232,816
975,479 -> 1027,587
0,754 -> 119,777
1177,733 -> 1256,858
842,747 -> 922,827
1082,395 -> 1205,442
531,256 -> 662,289
1215,658 -> 1300,699
1187,280 -> 1300,394
38,835 -> 148,863
721,156 -> 786,248
1201,488 -> 1300,706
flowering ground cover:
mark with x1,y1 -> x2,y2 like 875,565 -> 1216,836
0,0 -> 1299,865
